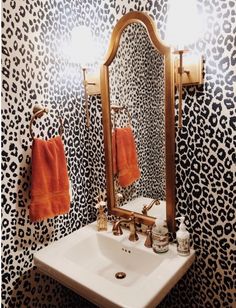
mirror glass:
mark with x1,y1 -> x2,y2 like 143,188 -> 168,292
109,23 -> 166,219
101,12 -> 175,231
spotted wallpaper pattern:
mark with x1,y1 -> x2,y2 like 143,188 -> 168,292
1,0 -> 236,307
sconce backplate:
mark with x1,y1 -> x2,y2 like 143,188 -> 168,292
174,53 -> 203,86
87,72 -> 101,95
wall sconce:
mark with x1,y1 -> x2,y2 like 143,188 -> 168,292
69,26 -> 100,127
165,0 -> 204,128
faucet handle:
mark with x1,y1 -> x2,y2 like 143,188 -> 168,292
130,212 -> 136,221
144,225 -> 153,248
128,212 -> 139,242
112,220 -> 123,236
142,205 -> 148,216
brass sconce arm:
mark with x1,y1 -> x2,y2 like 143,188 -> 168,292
174,50 -> 203,129
176,50 -> 189,129
82,68 -> 97,128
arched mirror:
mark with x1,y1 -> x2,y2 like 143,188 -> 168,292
101,12 -> 175,231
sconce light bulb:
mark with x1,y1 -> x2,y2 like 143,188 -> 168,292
165,0 -> 205,50
68,25 -> 95,67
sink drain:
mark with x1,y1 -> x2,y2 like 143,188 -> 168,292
115,272 -> 126,279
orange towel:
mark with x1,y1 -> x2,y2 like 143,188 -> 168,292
112,126 -> 140,187
30,136 -> 70,222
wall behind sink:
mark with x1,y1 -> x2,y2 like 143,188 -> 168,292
1,0 -> 235,307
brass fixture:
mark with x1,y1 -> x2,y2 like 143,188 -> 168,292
165,0 -> 204,129
175,50 -> 186,129
142,199 -> 160,216
29,104 -> 63,140
115,272 -> 126,279
82,68 -> 100,128
174,51 -> 203,128
174,52 -> 203,86
144,225 -> 153,248
112,212 -> 139,242
29,104 -> 48,139
112,219 -> 123,236
111,105 -> 132,128
68,26 -> 101,128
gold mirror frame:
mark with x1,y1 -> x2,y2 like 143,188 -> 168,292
101,11 -> 175,232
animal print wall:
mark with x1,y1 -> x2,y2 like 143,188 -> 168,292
1,1 -> 235,308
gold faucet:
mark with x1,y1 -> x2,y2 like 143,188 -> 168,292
112,212 -> 139,241
142,199 -> 160,216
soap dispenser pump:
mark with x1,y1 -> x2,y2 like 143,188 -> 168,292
175,217 -> 190,256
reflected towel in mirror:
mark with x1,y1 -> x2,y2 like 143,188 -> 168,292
112,126 -> 140,187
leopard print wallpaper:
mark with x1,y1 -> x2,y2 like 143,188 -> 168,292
1,0 -> 235,307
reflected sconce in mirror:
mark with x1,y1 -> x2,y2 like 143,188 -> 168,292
69,26 -> 101,127
165,0 -> 204,128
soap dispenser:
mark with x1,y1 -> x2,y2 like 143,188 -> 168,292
152,217 -> 169,253
97,203 -> 108,231
175,217 -> 190,256
95,192 -> 108,231
96,201 -> 108,231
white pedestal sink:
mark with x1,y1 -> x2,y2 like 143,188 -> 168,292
34,222 -> 195,308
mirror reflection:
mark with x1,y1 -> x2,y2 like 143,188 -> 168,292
109,23 -> 166,219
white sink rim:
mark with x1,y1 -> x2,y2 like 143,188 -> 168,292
34,222 -> 195,308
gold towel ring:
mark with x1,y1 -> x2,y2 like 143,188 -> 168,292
30,105 -> 63,140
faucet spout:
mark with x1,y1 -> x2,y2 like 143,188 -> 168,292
112,217 -> 131,236
112,212 -> 139,241
142,199 -> 160,216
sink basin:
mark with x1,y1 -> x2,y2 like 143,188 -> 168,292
65,232 -> 161,287
34,223 -> 195,308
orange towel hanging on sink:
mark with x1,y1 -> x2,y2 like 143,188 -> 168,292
29,136 -> 70,222
112,126 -> 140,187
